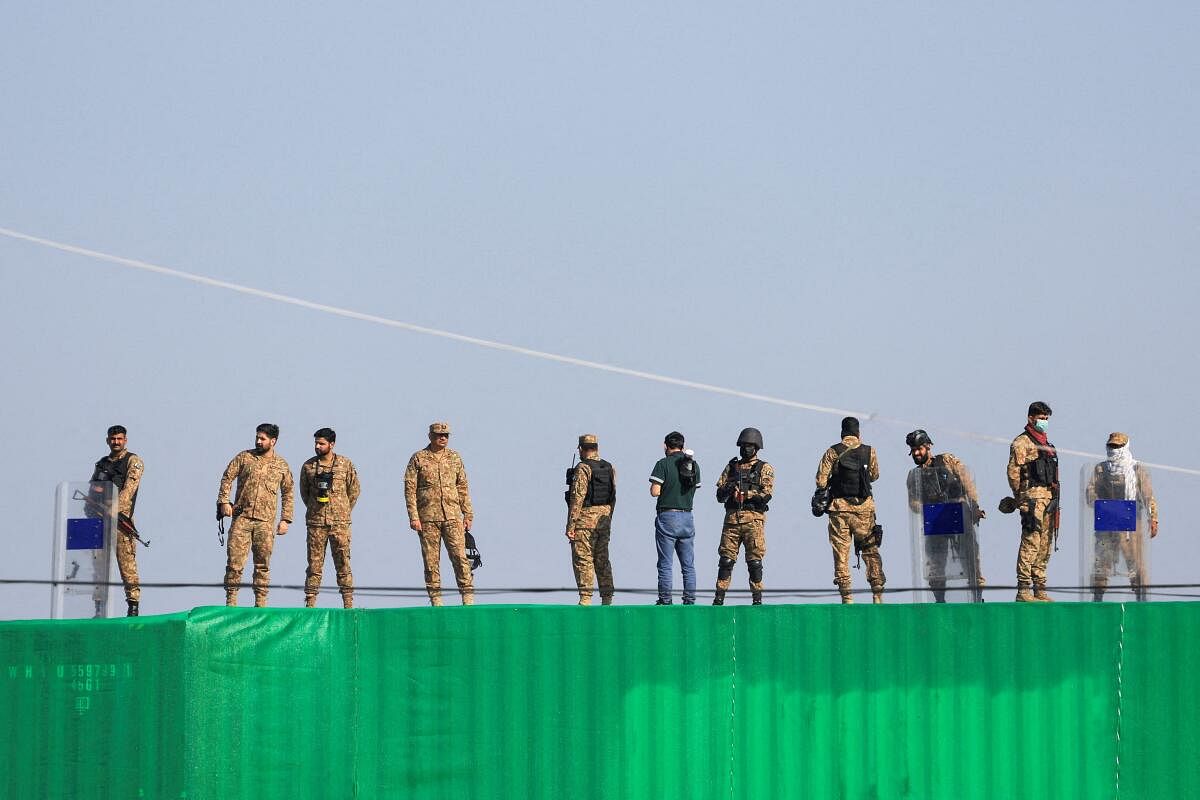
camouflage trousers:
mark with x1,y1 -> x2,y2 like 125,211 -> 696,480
225,517 -> 276,607
305,523 -> 353,608
419,520 -> 473,606
829,509 -> 885,593
1015,497 -> 1053,589
926,529 -> 986,591
92,529 -> 140,604
570,507 -> 614,605
1092,531 -> 1147,591
716,514 -> 766,595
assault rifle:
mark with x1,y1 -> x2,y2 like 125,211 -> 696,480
75,488 -> 150,547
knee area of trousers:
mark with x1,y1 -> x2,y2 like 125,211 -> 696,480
717,556 -> 736,581
747,559 -> 764,583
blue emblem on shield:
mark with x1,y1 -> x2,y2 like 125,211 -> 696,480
923,502 -> 965,536
66,518 -> 104,550
1095,500 -> 1137,533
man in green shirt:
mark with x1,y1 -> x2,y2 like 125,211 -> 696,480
649,431 -> 700,605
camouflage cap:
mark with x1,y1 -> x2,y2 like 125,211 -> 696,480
429,422 -> 451,435
1107,432 -> 1129,448
578,434 -> 598,447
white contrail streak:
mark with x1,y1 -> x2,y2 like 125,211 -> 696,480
4,225 -> 1197,476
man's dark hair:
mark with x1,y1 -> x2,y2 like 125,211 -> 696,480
314,427 -> 336,443
664,431 -> 686,449
1027,401 -> 1053,417
256,423 -> 280,439
106,425 -> 127,437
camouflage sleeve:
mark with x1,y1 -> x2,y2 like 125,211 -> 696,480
566,463 -> 591,530
299,460 -> 314,510
347,459 -> 361,510
404,455 -> 419,522
119,455 -> 144,517
1084,465 -> 1098,504
280,462 -> 294,523
868,447 -> 880,482
756,463 -> 775,500
218,453 -> 242,506
456,454 -> 473,520
944,454 -> 979,507
1006,438 -> 1025,495
1139,464 -> 1158,523
816,448 -> 837,489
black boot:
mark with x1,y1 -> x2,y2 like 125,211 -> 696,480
712,591 -> 725,606
932,590 -> 947,604
751,592 -> 763,606
127,600 -> 139,617
655,598 -> 672,605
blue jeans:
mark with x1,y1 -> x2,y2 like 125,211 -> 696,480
655,511 -> 696,603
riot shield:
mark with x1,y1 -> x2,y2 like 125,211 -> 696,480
907,462 -> 983,603
51,481 -> 117,618
1080,462 -> 1153,602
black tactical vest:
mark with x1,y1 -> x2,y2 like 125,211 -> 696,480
1020,434 -> 1058,489
722,458 -> 769,512
92,452 -> 138,513
830,444 -> 872,501
919,455 -> 965,503
583,459 -> 615,506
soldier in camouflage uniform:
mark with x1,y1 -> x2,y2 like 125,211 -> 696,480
1086,432 -> 1159,602
816,417 -> 883,604
713,427 -> 774,606
90,425 -> 145,616
299,428 -> 361,609
217,423 -> 295,607
905,429 -> 986,603
565,434 -> 616,605
1008,401 -> 1059,602
405,422 -> 475,607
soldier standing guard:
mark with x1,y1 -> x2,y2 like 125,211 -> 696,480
217,423 -> 294,607
565,434 -> 616,606
1007,401 -> 1059,602
1086,432 -> 1158,602
713,427 -> 774,606
299,428 -> 361,608
816,417 -> 883,604
405,422 -> 475,607
91,425 -> 145,616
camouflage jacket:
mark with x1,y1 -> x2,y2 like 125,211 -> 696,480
405,447 -> 472,523
906,452 -> 980,513
1007,432 -> 1055,500
566,460 -> 617,531
93,451 -> 145,518
218,450 -> 295,523
715,457 -> 775,523
816,436 -> 879,513
299,454 -> 361,525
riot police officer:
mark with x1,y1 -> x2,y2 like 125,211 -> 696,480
712,428 -> 774,605
90,425 -> 145,616
905,429 -> 986,603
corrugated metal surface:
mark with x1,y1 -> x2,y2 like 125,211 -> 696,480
1,603 -> 1195,799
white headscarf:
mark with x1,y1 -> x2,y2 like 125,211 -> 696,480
1105,445 -> 1139,499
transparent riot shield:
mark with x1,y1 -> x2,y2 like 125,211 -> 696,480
907,463 -> 983,603
51,481 -> 117,618
1080,462 -> 1153,602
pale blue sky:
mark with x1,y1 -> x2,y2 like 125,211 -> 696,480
3,3 -> 1198,617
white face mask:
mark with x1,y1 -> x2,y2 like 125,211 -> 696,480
1034,419 -> 1049,433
